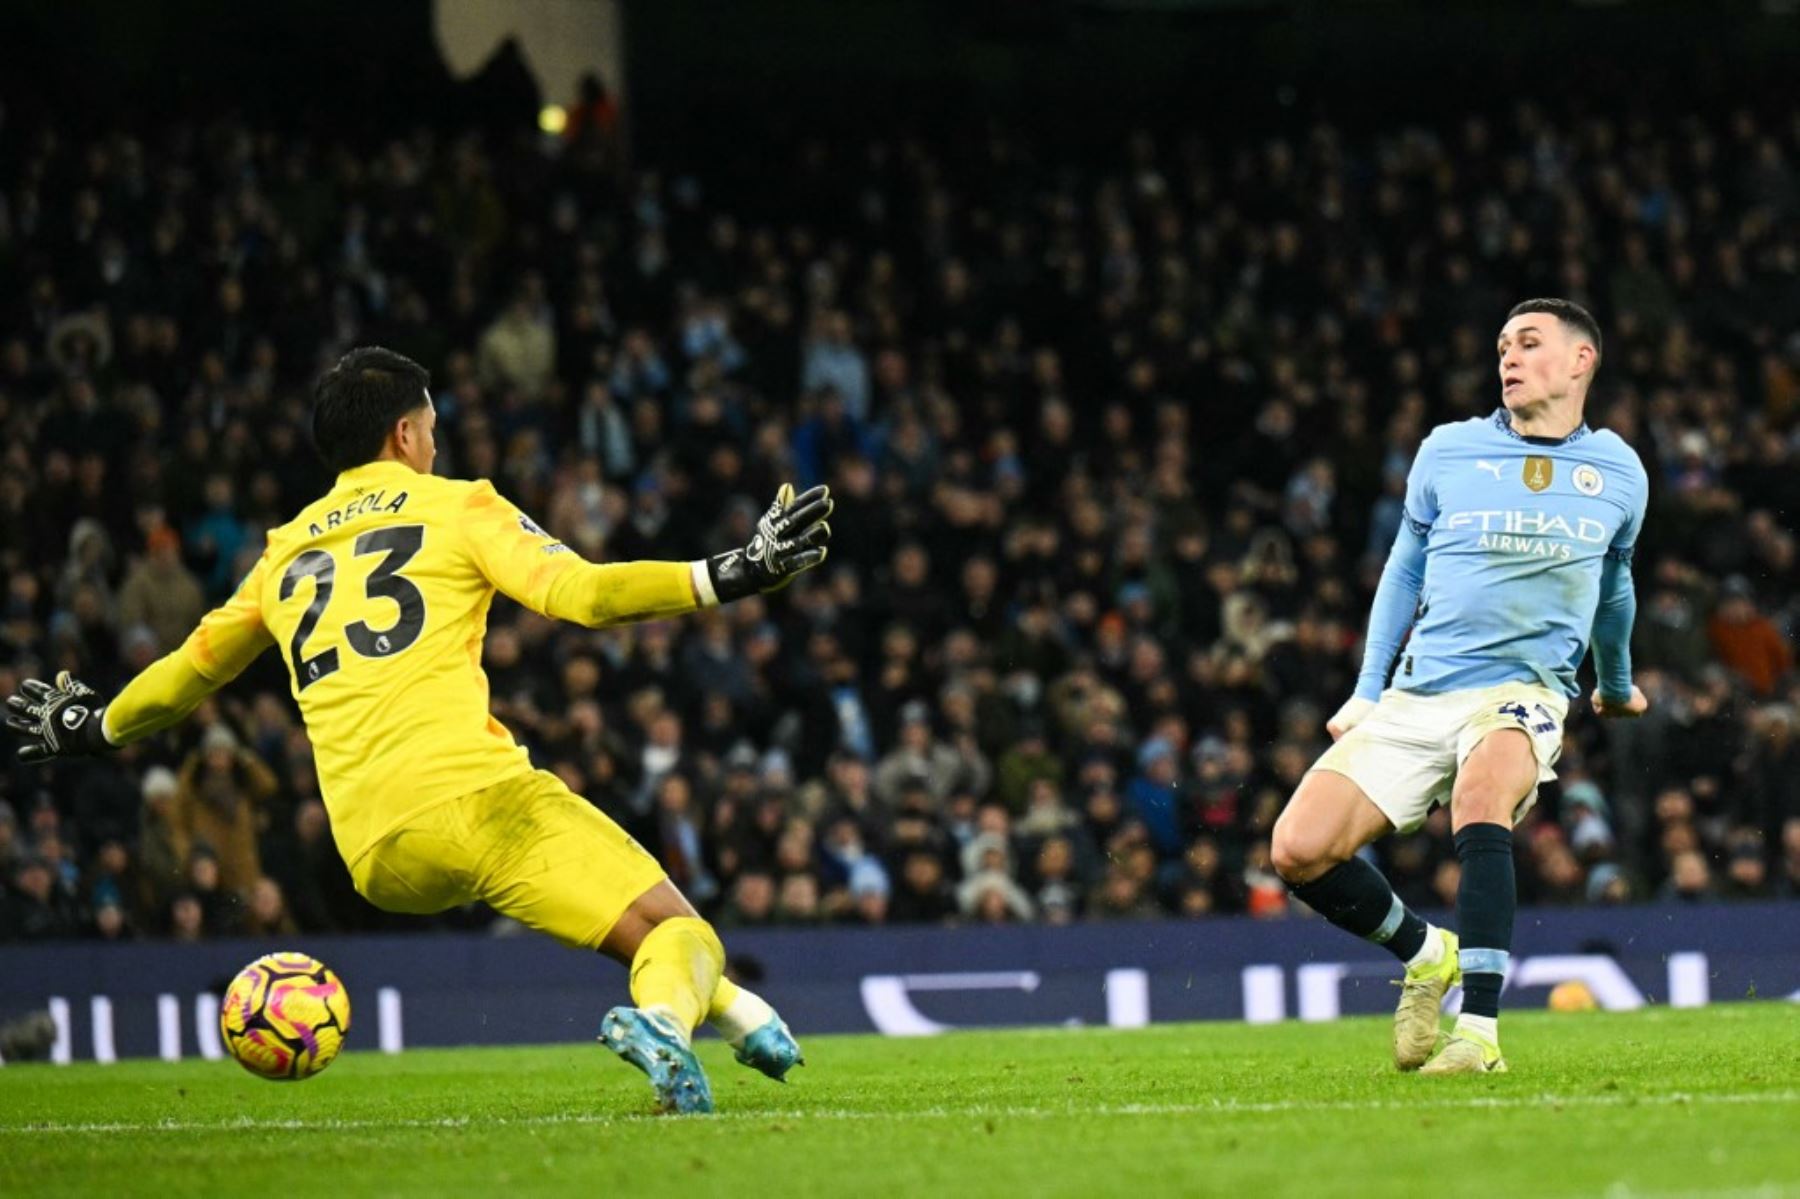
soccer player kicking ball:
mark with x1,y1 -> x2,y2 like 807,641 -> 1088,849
1271,300 -> 1648,1074
6,348 -> 828,1113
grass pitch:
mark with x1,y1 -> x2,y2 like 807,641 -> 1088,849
2,1005 -> 1795,1198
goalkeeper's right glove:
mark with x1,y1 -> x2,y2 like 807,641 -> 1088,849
6,671 -> 112,763
700,483 -> 833,604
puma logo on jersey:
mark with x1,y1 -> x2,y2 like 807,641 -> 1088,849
1475,460 -> 1504,480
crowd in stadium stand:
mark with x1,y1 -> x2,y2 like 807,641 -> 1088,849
1,95 -> 1797,943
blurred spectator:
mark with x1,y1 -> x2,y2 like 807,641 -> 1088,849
776,873 -> 822,924
801,313 -> 871,423
185,849 -> 243,936
257,801 -> 322,928
1634,561 -> 1713,682
243,875 -> 300,937
173,725 -> 277,898
115,526 -> 206,655
1781,819 -> 1800,898
1586,863 -> 1634,904
890,851 -> 957,923
994,721 -> 1063,813
92,898 -> 132,941
184,477 -> 250,600
873,700 -> 988,807
648,773 -> 717,905
1087,864 -> 1161,921
1,856 -> 83,940
84,837 -> 137,924
1707,577 -> 1793,697
719,871 -> 777,928
848,860 -> 891,925
478,290 -> 556,397
1031,836 -> 1084,923
1660,850 -> 1715,902
168,892 -> 206,942
135,766 -> 189,926
1719,829 -> 1771,900
1126,738 -> 1185,860
956,832 -> 1035,921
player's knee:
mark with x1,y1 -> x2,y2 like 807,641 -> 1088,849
1271,818 -> 1338,883
1453,740 -> 1537,828
683,915 -> 724,962
1451,786 -> 1519,829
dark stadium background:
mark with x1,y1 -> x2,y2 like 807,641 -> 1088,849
1,0 -> 1796,967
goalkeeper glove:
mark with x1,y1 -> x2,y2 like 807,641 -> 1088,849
701,483 -> 833,604
6,671 -> 111,763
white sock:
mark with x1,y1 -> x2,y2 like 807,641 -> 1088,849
1404,925 -> 1446,970
710,987 -> 778,1049
1455,1013 -> 1498,1044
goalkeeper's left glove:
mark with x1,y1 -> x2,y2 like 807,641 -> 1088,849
6,671 -> 111,763
700,483 -> 833,604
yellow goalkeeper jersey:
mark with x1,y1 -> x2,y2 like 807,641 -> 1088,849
145,460 -> 700,866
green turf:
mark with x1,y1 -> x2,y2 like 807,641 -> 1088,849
2,1005 -> 1796,1198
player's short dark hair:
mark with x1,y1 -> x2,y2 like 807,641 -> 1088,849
311,347 -> 431,473
1507,298 -> 1603,366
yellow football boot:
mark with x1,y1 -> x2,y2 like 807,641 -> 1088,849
1394,928 -> 1460,1071
1419,1029 -> 1508,1075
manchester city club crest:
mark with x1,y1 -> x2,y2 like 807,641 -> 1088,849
1573,463 -> 1605,496
1523,456 -> 1554,493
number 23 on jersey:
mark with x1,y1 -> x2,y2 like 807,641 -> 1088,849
278,525 -> 429,689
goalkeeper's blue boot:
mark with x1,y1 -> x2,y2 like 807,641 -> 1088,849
600,1007 -> 715,1115
734,1016 -> 804,1082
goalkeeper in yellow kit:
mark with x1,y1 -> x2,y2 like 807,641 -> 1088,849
5,347 -> 830,1114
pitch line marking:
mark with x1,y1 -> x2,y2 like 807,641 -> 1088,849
4,1088 -> 1796,1135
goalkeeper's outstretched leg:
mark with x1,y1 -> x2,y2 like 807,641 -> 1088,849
600,881 -> 803,1112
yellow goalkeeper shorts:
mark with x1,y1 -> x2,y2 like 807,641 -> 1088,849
349,768 -> 666,949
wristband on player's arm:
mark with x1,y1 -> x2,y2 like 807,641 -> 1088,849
1329,696 -> 1376,735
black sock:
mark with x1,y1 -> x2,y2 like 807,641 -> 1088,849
1288,856 -> 1429,963
1454,822 -> 1516,1019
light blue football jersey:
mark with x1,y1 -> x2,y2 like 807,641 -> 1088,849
1393,410 -> 1649,698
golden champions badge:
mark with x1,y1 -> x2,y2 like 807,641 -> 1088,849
1523,456 -> 1553,493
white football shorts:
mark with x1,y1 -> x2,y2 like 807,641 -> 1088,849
1311,681 -> 1568,833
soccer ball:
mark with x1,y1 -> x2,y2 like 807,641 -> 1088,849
219,952 -> 352,1080
1547,980 -> 1599,1012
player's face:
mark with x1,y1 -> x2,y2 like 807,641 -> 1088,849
1496,315 -> 1590,411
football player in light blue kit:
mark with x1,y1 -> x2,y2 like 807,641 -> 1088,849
1271,299 -> 1649,1074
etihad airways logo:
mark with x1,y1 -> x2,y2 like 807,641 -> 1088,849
1445,509 -> 1608,561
